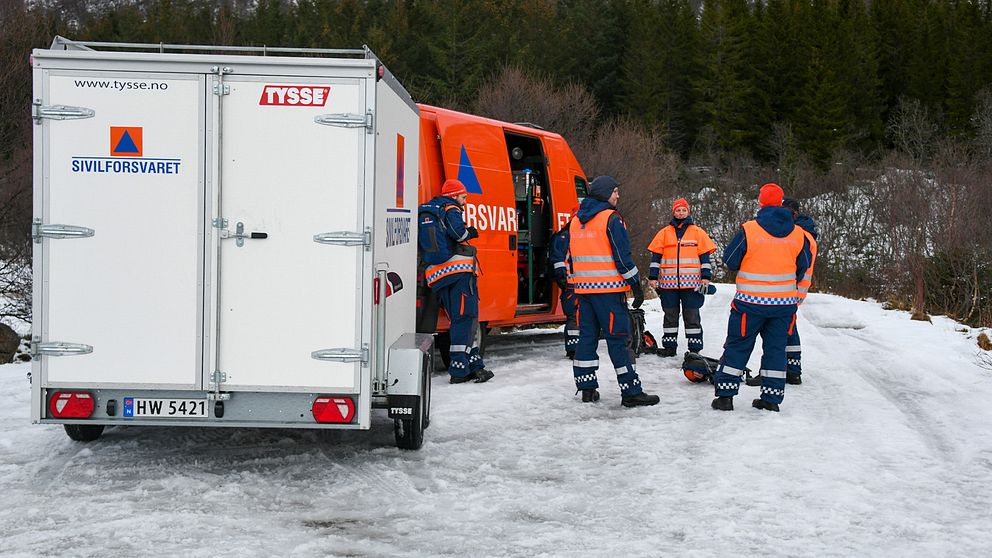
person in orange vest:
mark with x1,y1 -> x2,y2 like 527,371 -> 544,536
746,197 -> 818,387
418,179 -> 494,384
711,183 -> 812,412
564,176 -> 660,407
647,197 -> 717,357
549,205 -> 580,359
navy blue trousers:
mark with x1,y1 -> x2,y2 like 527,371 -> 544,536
435,274 -> 486,379
657,288 -> 705,352
786,325 -> 802,376
713,301 -> 796,405
572,292 -> 642,396
561,287 -> 578,356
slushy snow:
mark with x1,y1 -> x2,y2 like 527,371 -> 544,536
1,287 -> 990,557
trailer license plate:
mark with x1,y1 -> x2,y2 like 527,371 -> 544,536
123,398 -> 208,418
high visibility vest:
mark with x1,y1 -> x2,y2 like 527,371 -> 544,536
568,210 -> 629,294
734,220 -> 806,305
797,229 -> 818,301
424,204 -> 476,287
647,224 -> 716,289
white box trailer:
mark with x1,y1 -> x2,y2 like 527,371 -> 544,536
30,37 -> 432,450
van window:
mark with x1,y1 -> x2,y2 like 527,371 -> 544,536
574,176 -> 588,201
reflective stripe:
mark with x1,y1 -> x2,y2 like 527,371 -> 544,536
786,345 -> 802,352
566,330 -> 580,336
759,369 -> 787,378
798,286 -> 809,293
649,262 -> 660,269
554,261 -> 567,269
571,270 -> 608,277
449,344 -> 471,353
803,272 -> 813,280
574,359 -> 599,367
700,263 -> 712,270
615,365 -> 634,375
737,271 -> 797,282
456,230 -> 469,242
684,328 -> 702,334
663,328 -> 679,333
720,365 -> 745,376
572,255 -> 614,263
621,267 -> 639,279
736,282 -> 798,293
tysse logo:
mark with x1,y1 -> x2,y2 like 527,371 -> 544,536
259,85 -> 330,106
71,127 -> 182,176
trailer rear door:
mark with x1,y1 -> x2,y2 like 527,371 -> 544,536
36,71 -> 205,388
207,75 -> 371,393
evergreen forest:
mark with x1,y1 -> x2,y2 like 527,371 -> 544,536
2,0 -> 992,327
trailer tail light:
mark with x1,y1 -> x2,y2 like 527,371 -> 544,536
312,396 -> 355,423
49,392 -> 95,418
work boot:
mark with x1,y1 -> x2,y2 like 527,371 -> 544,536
472,369 -> 495,383
658,347 -> 677,357
449,369 -> 494,384
581,389 -> 600,403
745,374 -> 762,387
786,373 -> 802,385
711,396 -> 734,411
752,398 -> 780,412
621,392 -> 660,407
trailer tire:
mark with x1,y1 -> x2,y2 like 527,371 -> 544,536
63,424 -> 104,442
394,398 -> 424,450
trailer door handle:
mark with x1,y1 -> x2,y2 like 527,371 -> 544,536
250,232 -> 267,239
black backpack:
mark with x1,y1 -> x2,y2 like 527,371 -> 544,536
628,308 -> 658,356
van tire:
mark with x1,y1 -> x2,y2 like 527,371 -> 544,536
394,396 -> 424,450
422,354 -> 432,430
435,331 -> 451,370
64,424 -> 104,442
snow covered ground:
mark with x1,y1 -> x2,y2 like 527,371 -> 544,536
2,287 -> 991,557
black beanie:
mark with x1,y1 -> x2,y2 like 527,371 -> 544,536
588,175 -> 620,201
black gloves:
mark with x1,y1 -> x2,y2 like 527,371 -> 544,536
465,226 -> 479,240
556,276 -> 569,290
631,283 -> 644,309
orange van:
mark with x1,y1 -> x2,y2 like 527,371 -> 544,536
415,105 -> 589,355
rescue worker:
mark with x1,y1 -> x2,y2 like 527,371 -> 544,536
564,176 -> 660,407
647,197 -> 717,357
711,183 -> 812,412
418,179 -> 494,384
746,197 -> 818,387
550,205 -> 580,359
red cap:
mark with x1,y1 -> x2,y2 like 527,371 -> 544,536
759,183 -> 784,207
672,198 -> 690,213
441,179 -> 467,197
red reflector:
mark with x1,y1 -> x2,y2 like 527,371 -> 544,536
49,391 -> 96,418
312,396 -> 355,423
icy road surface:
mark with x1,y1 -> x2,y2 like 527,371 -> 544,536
2,288 -> 991,557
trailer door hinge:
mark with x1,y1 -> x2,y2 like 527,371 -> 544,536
213,83 -> 230,96
31,340 -> 93,358
313,229 -> 372,250
32,220 -> 95,243
33,102 -> 95,123
311,345 -> 370,367
314,111 -> 374,133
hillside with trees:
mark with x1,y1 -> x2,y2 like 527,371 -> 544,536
2,0 -> 991,327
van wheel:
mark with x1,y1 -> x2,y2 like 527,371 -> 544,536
422,355 -> 432,430
64,424 -> 104,442
435,331 -> 451,370
394,397 -> 424,450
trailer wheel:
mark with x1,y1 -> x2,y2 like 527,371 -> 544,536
63,424 -> 104,442
394,398 -> 424,450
